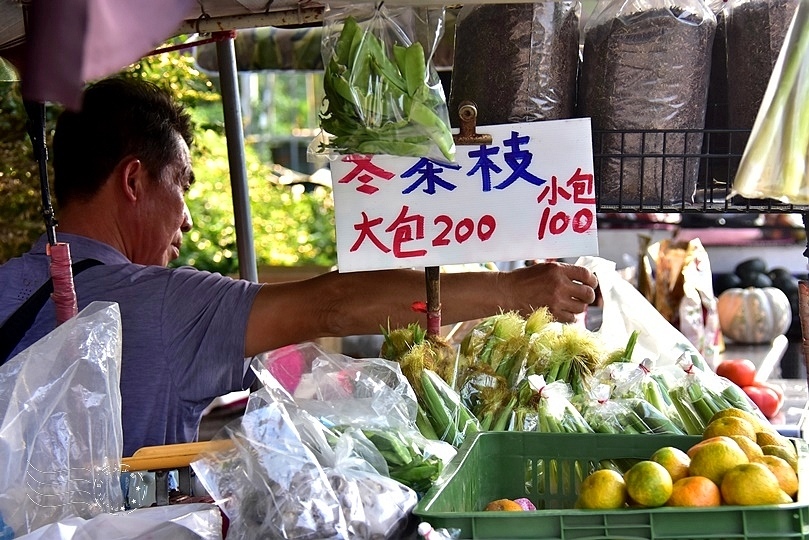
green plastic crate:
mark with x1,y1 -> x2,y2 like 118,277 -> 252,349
413,431 -> 809,539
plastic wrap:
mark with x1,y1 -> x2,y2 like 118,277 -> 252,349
193,345 -> 420,539
579,0 -> 716,205
0,301 -> 124,536
314,2 -> 455,162
448,1 -> 580,126
668,354 -> 766,435
15,504 -> 223,540
513,376 -> 593,433
579,383 -> 684,435
255,343 -> 455,495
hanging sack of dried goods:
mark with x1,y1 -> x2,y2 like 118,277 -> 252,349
700,0 -> 731,186
579,0 -> 716,205
725,0 -> 800,170
314,2 -> 455,162
447,1 -> 581,127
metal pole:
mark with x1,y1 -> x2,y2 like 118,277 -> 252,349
216,35 -> 258,283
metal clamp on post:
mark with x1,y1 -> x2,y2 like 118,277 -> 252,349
453,100 -> 492,146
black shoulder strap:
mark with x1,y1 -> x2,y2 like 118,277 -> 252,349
0,258 -> 103,366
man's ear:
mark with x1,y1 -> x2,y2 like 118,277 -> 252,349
119,158 -> 145,202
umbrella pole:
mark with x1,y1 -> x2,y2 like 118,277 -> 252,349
24,99 -> 79,324
24,100 -> 57,245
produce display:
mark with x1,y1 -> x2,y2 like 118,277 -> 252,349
477,407 -> 800,512
381,307 -> 769,449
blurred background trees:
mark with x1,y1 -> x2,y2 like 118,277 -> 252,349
0,46 -> 336,273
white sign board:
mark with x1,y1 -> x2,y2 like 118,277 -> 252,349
330,118 -> 599,272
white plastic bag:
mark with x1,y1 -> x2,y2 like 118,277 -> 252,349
0,301 -> 125,536
576,256 -> 708,370
15,503 -> 222,540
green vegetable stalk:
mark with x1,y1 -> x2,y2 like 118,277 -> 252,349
319,14 -> 456,162
733,3 -> 809,202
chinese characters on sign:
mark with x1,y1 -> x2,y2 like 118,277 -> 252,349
330,118 -> 599,272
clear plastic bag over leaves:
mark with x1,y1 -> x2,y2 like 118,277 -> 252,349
0,302 -> 125,536
314,2 -> 455,162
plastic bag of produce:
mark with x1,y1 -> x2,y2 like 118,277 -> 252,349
255,342 -> 455,495
448,1 -> 581,126
0,302 -> 124,537
512,376 -> 594,433
193,362 -> 420,539
599,357 -> 687,432
667,353 -> 765,435
314,1 -> 455,162
579,0 -> 716,205
579,383 -> 685,435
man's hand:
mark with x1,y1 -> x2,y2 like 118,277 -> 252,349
507,262 -> 598,323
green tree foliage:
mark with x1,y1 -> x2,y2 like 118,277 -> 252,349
0,46 -> 336,272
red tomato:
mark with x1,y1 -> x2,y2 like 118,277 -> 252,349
743,384 -> 782,419
715,358 -> 757,387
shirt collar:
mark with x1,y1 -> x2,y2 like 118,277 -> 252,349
31,233 -> 132,265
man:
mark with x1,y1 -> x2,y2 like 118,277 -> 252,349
0,77 -> 598,457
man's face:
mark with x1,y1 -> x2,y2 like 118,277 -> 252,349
134,134 -> 194,266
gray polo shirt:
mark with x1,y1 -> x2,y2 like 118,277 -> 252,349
0,233 -> 263,457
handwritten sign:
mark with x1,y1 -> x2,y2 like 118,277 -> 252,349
330,118 -> 599,272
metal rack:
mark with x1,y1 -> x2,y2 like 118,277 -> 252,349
592,128 -> 809,214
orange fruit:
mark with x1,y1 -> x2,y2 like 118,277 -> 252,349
484,498 -> 524,511
650,446 -> 691,483
687,436 -> 736,458
576,469 -> 627,509
729,435 -> 764,461
721,463 -> 792,505
709,408 -> 764,433
688,438 -> 748,485
755,455 -> 799,498
702,416 -> 757,441
623,460 -> 673,508
666,476 -> 721,507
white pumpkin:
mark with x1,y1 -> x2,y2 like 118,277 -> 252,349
716,286 -> 792,344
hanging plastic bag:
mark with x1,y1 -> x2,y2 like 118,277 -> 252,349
314,2 -> 455,162
449,1 -> 581,125
579,0 -> 716,205
731,2 -> 809,203
0,301 -> 124,537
